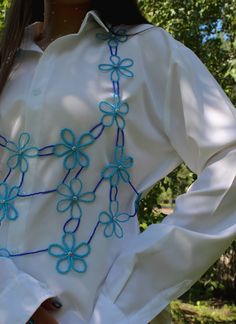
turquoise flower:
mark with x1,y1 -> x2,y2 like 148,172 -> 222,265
99,55 -> 134,82
48,233 -> 91,274
0,248 -> 10,257
6,132 -> 38,172
96,29 -> 128,47
0,182 -> 19,223
99,95 -> 129,130
101,146 -> 133,187
53,128 -> 95,170
99,201 -> 130,238
56,178 -> 95,218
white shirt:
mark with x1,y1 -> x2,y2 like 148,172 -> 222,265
0,10 -> 235,324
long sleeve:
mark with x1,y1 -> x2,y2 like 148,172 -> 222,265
90,33 -> 236,323
0,257 -> 56,323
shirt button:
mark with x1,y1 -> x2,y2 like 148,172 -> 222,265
32,88 -> 42,96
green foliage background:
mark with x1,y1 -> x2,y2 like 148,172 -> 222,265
0,0 -> 235,304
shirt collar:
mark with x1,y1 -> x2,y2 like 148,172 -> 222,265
20,10 -> 110,53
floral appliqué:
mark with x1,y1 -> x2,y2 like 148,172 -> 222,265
99,200 -> 130,238
102,146 -> 134,186
99,55 -> 134,82
0,182 -> 19,223
99,95 -> 129,130
6,132 -> 38,173
56,178 -> 95,218
48,233 -> 91,274
53,128 -> 95,170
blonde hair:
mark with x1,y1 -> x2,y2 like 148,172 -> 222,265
0,0 -> 32,96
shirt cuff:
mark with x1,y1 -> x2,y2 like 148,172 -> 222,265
0,272 -> 56,324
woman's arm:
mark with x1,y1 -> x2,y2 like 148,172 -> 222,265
90,30 -> 236,324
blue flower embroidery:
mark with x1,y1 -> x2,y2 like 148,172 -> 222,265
6,132 -> 38,172
96,29 -> 128,47
48,233 -> 90,274
0,248 -> 10,257
99,55 -> 134,82
101,146 -> 133,187
0,182 -> 19,223
56,178 -> 95,218
53,128 -> 95,170
99,201 -> 130,238
99,95 -> 129,130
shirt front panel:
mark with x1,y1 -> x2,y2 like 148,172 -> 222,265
0,15 -> 180,322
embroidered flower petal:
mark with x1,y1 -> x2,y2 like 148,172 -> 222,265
99,63 -> 114,72
119,68 -> 134,78
6,140 -> 18,152
19,156 -> 29,173
57,183 -> 71,197
119,169 -> 130,183
61,128 -> 76,147
102,114 -> 115,127
18,132 -> 30,149
77,133 -> 94,148
119,102 -> 129,115
111,171 -> 119,186
64,152 -> 77,170
77,151 -> 90,168
6,204 -> 18,221
0,248 -> 10,257
111,70 -> 119,82
115,115 -> 125,130
79,192 -> 95,203
48,243 -> 66,257
108,39 -> 119,47
114,222 -> 123,238
104,222 -> 115,238
70,178 -> 82,196
116,213 -> 130,223
53,144 -> 70,157
62,233 -> 76,251
74,242 -> 90,258
121,57 -> 133,67
7,154 -> 19,169
56,199 -> 72,213
71,257 -> 87,273
71,202 -> 82,218
99,211 -> 111,224
56,256 -> 71,274
121,156 -> 134,169
110,55 -> 120,65
99,101 -> 113,114
23,147 -> 38,157
101,165 -> 117,179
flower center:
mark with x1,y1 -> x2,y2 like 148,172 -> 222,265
72,196 -> 78,201
71,146 -> 77,152
68,251 -> 73,257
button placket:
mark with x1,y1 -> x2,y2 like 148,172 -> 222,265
6,52 -> 56,253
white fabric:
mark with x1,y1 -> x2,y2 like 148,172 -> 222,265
0,10 -> 235,324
